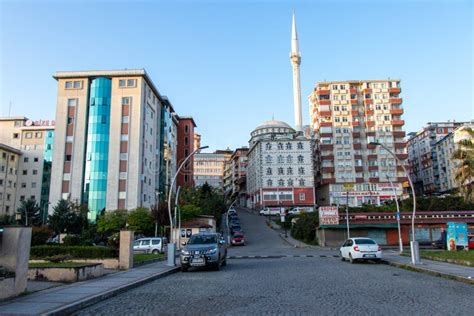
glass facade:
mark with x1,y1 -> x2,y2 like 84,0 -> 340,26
159,105 -> 173,202
40,130 -> 54,222
83,78 -> 112,221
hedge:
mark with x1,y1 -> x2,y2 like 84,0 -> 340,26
30,245 -> 118,259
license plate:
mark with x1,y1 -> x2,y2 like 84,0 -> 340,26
364,254 -> 376,258
191,258 -> 204,266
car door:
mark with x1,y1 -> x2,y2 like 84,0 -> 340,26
151,238 -> 162,252
140,239 -> 151,253
341,240 -> 349,258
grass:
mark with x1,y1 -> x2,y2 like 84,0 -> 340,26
29,262 -> 94,268
402,250 -> 474,265
133,253 -> 165,264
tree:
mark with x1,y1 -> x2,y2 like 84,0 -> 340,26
151,201 -> 170,236
17,198 -> 41,226
180,204 -> 202,221
48,199 -> 84,234
96,210 -> 128,235
452,127 -> 474,203
127,208 -> 154,236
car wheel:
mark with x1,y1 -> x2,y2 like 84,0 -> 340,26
181,265 -> 189,272
340,252 -> 345,261
349,253 -> 355,264
152,249 -> 159,255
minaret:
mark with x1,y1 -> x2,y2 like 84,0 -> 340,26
290,12 -> 303,132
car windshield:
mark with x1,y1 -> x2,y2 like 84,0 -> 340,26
187,235 -> 217,245
355,239 -> 376,245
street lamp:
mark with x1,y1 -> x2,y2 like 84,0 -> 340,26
386,175 -> 403,254
369,141 -> 419,265
167,145 -> 209,266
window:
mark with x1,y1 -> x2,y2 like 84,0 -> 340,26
65,155 -> 72,162
267,179 -> 273,187
127,79 -> 136,87
335,117 -> 340,122
287,167 -> 293,175
266,168 -> 272,175
278,167 -> 284,175
20,196 -> 25,201
25,132 -> 32,139
278,179 -> 285,186
299,193 -> 305,201
119,80 -> 126,87
288,179 -> 293,186
286,143 -> 292,150
298,167 -> 305,175
23,170 -> 27,175
286,155 -> 292,163
185,125 -> 189,134
21,183 -> 26,188
299,179 -> 305,186
65,81 -> 73,89
266,143 -> 272,150
67,117 -> 74,125
13,133 -> 19,139
33,169 -> 38,175
73,81 -> 82,88
122,97 -> 131,105
297,142 -> 303,150
35,132 -> 42,138
266,155 -> 272,163
68,99 -> 77,107
297,155 -> 304,163
277,143 -> 283,150
24,157 -> 29,163
278,155 -> 284,163
185,137 -> 188,145
32,182 -> 37,188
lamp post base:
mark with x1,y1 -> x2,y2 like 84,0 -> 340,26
167,243 -> 176,267
399,238 -> 403,254
410,241 -> 421,265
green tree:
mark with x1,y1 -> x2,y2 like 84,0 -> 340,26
452,127 -> 474,203
127,208 -> 154,235
151,201 -> 170,236
48,199 -> 84,234
17,198 -> 41,226
96,210 -> 128,235
180,204 -> 202,221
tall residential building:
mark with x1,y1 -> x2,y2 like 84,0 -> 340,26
0,117 -> 55,220
309,80 -> 407,206
247,120 -> 315,211
176,116 -> 196,188
434,123 -> 473,193
0,144 -> 21,217
193,150 -> 232,189
407,121 -> 468,195
49,69 -> 184,221
229,147 -> 249,206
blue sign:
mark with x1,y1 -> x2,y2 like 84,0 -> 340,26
446,222 -> 468,250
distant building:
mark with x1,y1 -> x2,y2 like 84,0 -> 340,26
228,148 -> 249,206
176,116 -> 196,188
193,150 -> 232,189
0,143 -> 21,217
434,123 -> 474,193
407,121 -> 468,195
193,133 -> 201,152
246,120 -> 315,211
309,79 -> 407,206
0,117 -> 55,220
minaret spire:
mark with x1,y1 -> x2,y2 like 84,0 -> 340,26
290,12 -> 303,132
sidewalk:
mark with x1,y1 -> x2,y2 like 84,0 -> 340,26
383,251 -> 474,284
0,261 -> 180,316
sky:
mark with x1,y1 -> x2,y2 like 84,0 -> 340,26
0,0 -> 472,152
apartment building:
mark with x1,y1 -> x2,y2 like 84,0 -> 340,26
309,79 -> 407,207
228,147 -> 249,206
0,117 -> 54,219
49,69 -> 187,222
407,121 -> 467,195
247,120 -> 315,211
0,144 -> 21,217
193,150 -> 232,189
434,123 -> 473,193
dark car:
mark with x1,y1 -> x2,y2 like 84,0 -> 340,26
180,233 -> 227,272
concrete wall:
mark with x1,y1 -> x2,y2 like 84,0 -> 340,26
28,263 -> 103,282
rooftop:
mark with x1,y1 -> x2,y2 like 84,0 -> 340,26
254,120 -> 294,131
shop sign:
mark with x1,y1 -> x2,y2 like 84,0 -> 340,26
319,206 -> 339,225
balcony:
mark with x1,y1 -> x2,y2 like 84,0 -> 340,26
363,88 -> 372,94
392,120 -> 405,126
320,100 -> 331,105
321,155 -> 335,160
390,98 -> 403,104
322,178 -> 336,184
352,132 -> 360,138
368,165 -> 379,171
389,87 -> 401,93
356,177 -> 364,183
394,142 -> 406,149
365,109 -> 374,115
368,154 -> 377,160
353,143 -> 362,150
350,88 -> 358,94
354,154 -> 363,160
364,99 -> 373,105
351,110 -> 359,116
369,177 -> 379,183
320,132 -> 333,138
397,153 -> 408,160
366,121 -> 375,127
390,108 -> 404,115
350,99 -> 358,105
396,165 -> 405,172
322,167 -> 335,173
352,121 -> 360,127
320,144 -> 334,151
397,177 -> 409,183
317,89 -> 330,95
320,110 -> 332,116
355,166 -> 363,172
393,131 -> 406,138
320,122 -> 333,127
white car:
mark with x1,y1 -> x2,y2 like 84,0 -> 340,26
259,208 -> 281,216
133,237 -> 168,254
339,237 -> 382,263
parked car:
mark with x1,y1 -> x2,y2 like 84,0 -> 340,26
180,233 -> 227,272
469,232 -> 474,250
231,232 -> 245,246
228,209 -> 237,215
340,238 -> 382,263
133,237 -> 168,254
259,208 -> 280,216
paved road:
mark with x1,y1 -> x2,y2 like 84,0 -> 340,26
76,209 -> 474,315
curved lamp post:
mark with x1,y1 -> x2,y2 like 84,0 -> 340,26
370,142 -> 419,265
167,145 -> 208,266
386,175 -> 403,254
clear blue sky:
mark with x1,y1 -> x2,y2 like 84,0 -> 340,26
1,0 -> 472,151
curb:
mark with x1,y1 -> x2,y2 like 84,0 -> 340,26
278,233 -> 300,248
43,266 -> 181,315
382,260 -> 474,285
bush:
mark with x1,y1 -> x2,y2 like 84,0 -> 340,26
62,235 -> 82,246
127,208 -> 154,235
30,245 -> 118,259
291,212 -> 319,244
31,226 -> 53,246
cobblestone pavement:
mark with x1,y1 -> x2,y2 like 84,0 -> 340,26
76,209 -> 474,315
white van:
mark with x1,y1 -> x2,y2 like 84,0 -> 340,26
133,237 -> 168,254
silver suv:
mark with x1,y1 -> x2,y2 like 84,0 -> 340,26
180,233 -> 227,272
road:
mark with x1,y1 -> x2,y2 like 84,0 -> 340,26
76,208 -> 474,315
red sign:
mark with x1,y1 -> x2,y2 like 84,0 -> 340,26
319,206 -> 339,225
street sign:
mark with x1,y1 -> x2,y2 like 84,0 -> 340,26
280,215 -> 286,223
319,206 -> 339,225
